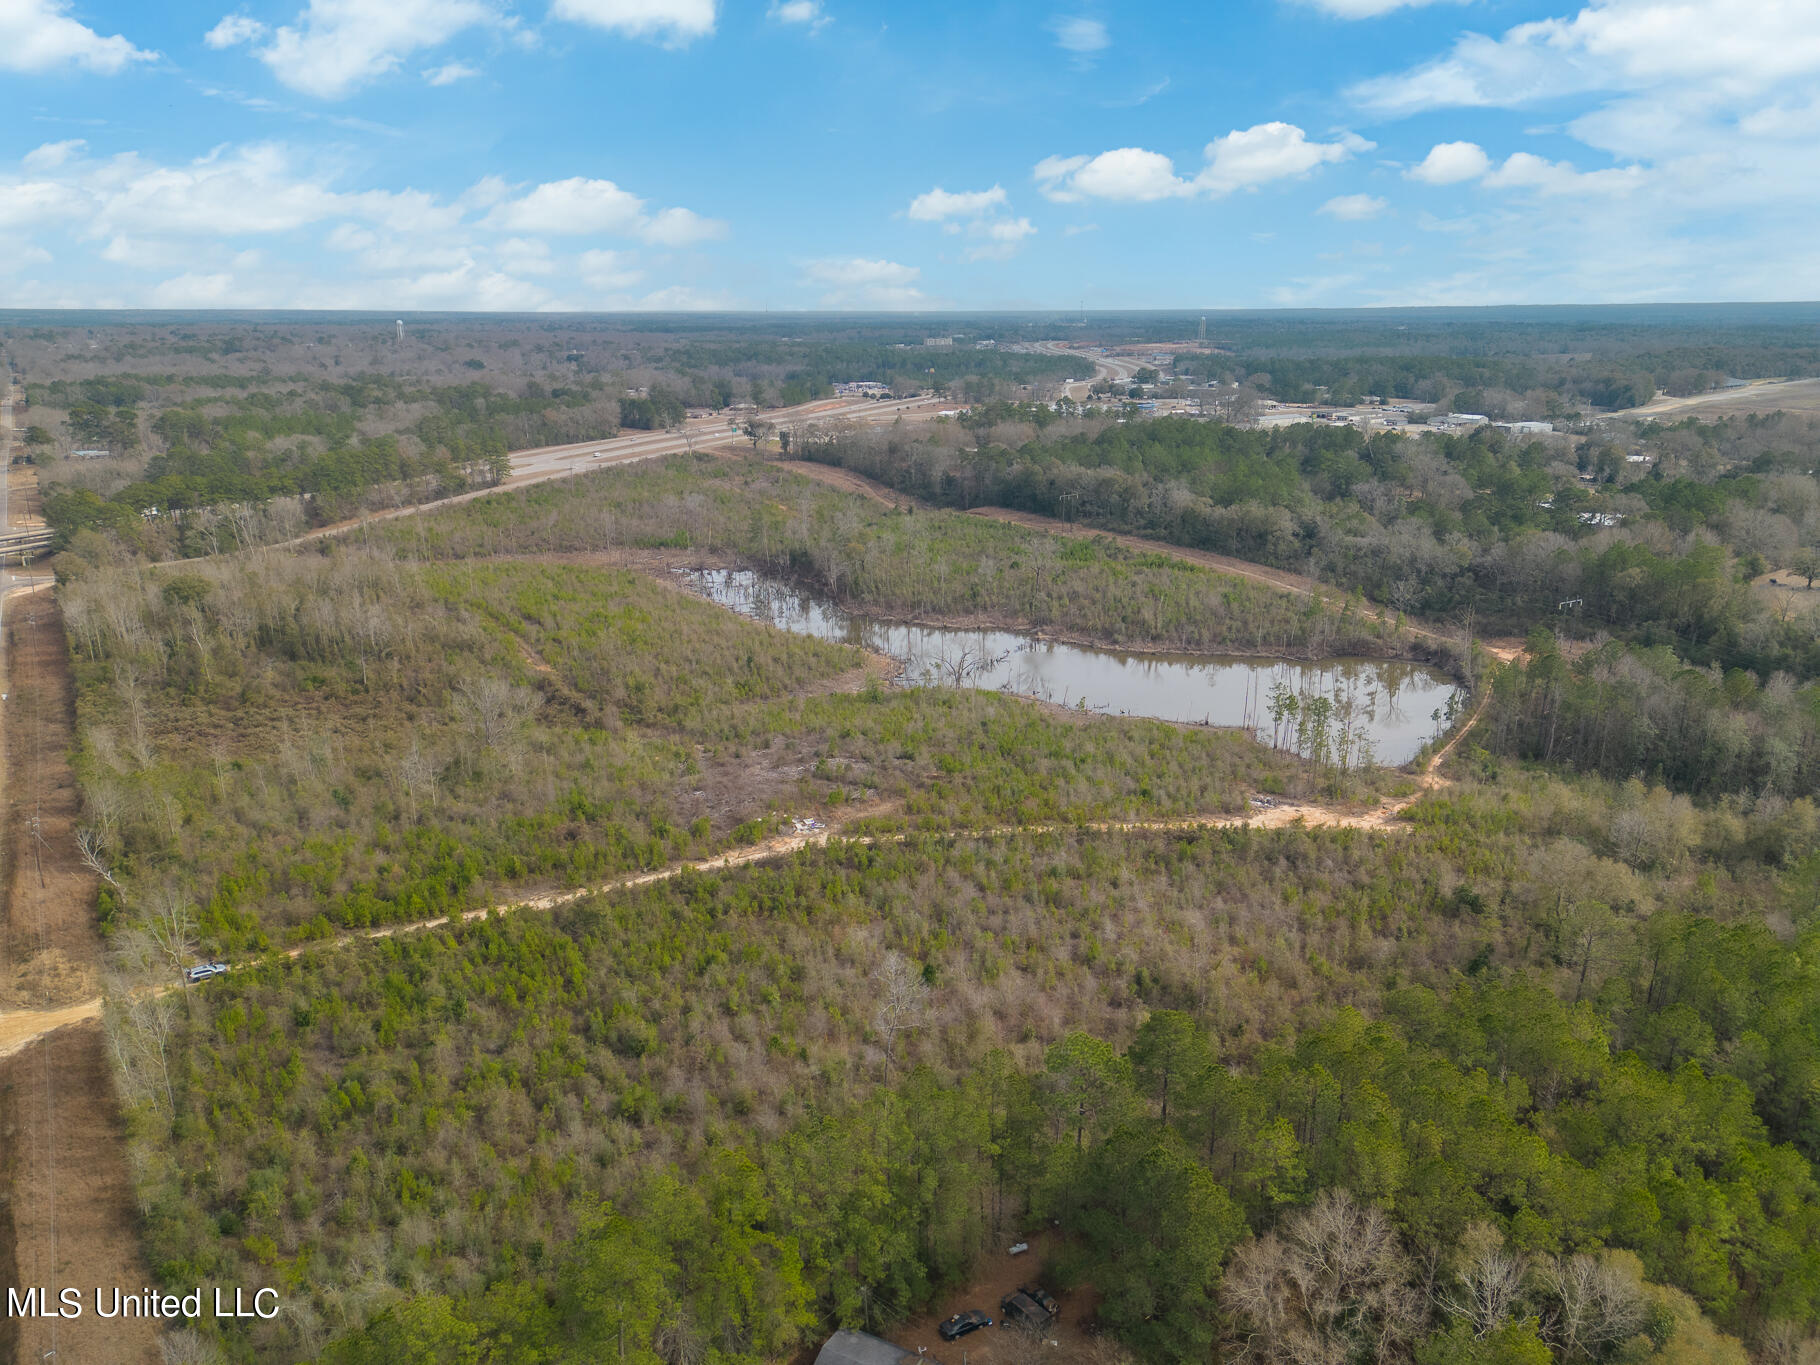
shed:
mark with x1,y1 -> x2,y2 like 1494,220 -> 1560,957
814,1329 -> 934,1365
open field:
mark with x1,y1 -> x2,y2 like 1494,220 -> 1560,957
1616,376 -> 1820,419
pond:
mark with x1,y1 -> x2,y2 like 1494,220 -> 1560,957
680,568 -> 1462,766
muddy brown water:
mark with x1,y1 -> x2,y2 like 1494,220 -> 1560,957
680,568 -> 1462,766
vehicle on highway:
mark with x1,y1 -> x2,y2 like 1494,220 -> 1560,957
184,960 -> 229,984
1000,1287 -> 1059,1330
937,1310 -> 991,1341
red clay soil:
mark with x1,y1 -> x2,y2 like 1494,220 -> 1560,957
0,585 -> 160,1365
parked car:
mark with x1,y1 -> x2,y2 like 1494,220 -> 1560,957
184,960 -> 228,984
937,1310 -> 992,1341
1000,1287 -> 1059,1330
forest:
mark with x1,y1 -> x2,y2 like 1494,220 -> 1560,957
12,312 -> 1820,1365
44,450 -> 1811,1365
796,411 -> 1820,680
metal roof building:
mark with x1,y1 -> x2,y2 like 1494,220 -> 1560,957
813,1329 -> 935,1365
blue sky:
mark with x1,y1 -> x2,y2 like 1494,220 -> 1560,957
3,0 -> 1819,310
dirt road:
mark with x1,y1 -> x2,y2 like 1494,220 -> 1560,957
0,569 -> 159,1364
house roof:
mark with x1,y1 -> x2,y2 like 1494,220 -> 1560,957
814,1329 -> 929,1365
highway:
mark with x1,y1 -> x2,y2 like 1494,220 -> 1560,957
500,391 -> 950,487
1033,342 -> 1144,401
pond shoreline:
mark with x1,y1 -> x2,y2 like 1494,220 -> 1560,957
672,562 -> 1464,767
501,544 -> 1468,679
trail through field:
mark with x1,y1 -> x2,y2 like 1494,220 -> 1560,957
0,680 -> 1495,1060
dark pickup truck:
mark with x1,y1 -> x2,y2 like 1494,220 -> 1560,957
999,1286 -> 1059,1330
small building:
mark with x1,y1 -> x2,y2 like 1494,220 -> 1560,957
71,448 -> 110,459
1504,421 -> 1554,435
922,337 -> 954,347
814,1329 -> 934,1365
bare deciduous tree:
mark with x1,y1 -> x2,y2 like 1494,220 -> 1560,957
1537,1251 -> 1648,1362
1223,1189 -> 1423,1365
871,951 -> 930,1060
76,825 -> 123,891
1436,1222 -> 1527,1337
452,675 -> 541,763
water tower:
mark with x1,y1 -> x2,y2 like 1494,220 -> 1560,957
395,319 -> 404,344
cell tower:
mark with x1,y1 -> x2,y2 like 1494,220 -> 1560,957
395,319 -> 404,344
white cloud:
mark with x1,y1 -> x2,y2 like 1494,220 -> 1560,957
0,0 -> 155,74
495,237 -> 556,274
1036,123 -> 1362,202
482,177 -> 651,234
907,185 -> 1009,221
1050,16 -> 1109,54
1407,140 -> 1491,184
1351,0 -> 1820,117
1196,123 -> 1367,194
549,0 -> 716,44
800,257 -> 926,308
251,0 -> 495,99
620,285 -> 740,310
204,14 -> 266,48
964,216 -> 1037,262
1319,193 -> 1388,220
1482,151 -> 1645,195
23,139 -> 85,171
424,60 -> 479,84
1289,0 -> 1459,16
149,272 -> 243,307
483,176 -> 726,244
579,247 -> 644,289
641,205 -> 728,245
768,0 -> 829,31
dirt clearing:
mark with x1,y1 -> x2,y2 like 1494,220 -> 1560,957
887,1231 -> 1098,1362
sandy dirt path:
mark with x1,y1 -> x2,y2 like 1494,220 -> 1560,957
0,674 -> 1494,1060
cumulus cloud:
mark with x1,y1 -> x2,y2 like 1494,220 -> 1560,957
1287,0 -> 1460,16
964,216 -> 1037,261
906,185 -> 1009,221
424,60 -> 480,84
800,257 -> 926,308
906,184 -> 1035,260
1483,151 -> 1645,194
1318,193 -> 1388,220
1050,16 -> 1109,54
550,0 -> 717,44
1036,123 -> 1365,202
0,0 -> 155,74
768,0 -> 829,31
579,247 -> 644,289
204,14 -> 266,48
1407,140 -> 1491,184
1198,123 -> 1370,194
483,177 -> 727,244
244,0 -> 496,99
642,205 -> 729,245
22,140 -> 85,171
1351,0 -> 1820,117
